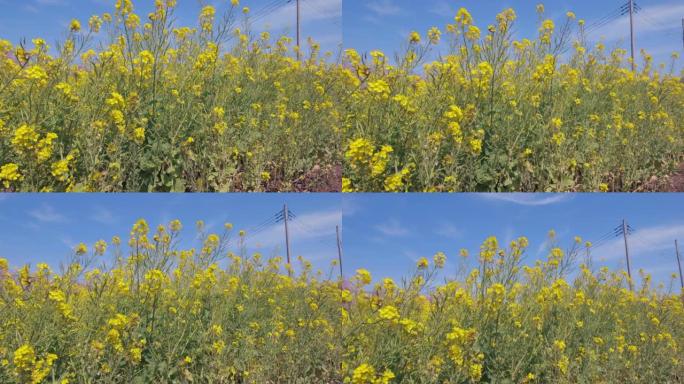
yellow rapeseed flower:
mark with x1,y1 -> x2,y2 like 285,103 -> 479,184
70,19 -> 81,32
355,269 -> 372,285
417,257 -> 429,269
409,31 -> 421,44
0,163 -> 22,188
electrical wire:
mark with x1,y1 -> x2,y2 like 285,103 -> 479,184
249,0 -> 287,19
250,0 -> 290,25
588,225 -> 623,249
230,213 -> 281,245
584,1 -> 631,35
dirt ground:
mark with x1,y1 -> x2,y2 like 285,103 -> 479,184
640,161 -> 684,192
265,164 -> 342,192
664,161 -> 684,192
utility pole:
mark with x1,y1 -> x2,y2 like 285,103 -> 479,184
681,18 -> 684,51
296,0 -> 301,60
283,204 -> 292,276
628,0 -> 636,71
622,219 -> 633,291
336,225 -> 344,280
676,240 -> 683,291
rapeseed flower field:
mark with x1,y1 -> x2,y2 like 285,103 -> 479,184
342,6 -> 684,192
1,220 -> 682,383
2,2 -> 681,193
0,0 -> 345,192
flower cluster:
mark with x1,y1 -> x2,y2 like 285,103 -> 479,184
1,221 -> 682,383
342,5 -> 684,192
0,0 -> 345,192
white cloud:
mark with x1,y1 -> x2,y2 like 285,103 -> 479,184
60,236 -> 76,250
35,0 -> 67,5
253,0 -> 341,31
479,194 -> 571,206
592,224 -> 684,265
243,209 -> 341,249
29,204 -> 67,223
587,2 -> 684,43
341,196 -> 360,217
311,32 -> 343,48
365,0 -> 402,17
24,4 -> 39,13
91,206 -> 116,225
402,249 -> 422,263
429,0 -> 454,17
436,222 -> 462,239
375,219 -> 409,237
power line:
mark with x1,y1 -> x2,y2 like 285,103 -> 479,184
247,0 -> 287,26
583,3 -> 629,34
336,225 -> 344,280
584,11 -> 624,33
586,221 -> 684,290
675,240 -> 683,290
283,204 -> 292,273
236,214 -> 280,244
619,219 -> 634,290
220,205 -> 340,275
588,225 -> 623,249
632,3 -> 658,28
249,0 -> 290,25
249,0 -> 287,18
296,0 -> 301,59
592,228 -> 620,244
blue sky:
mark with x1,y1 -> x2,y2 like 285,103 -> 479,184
0,193 -> 343,276
1,193 -> 683,292
0,0 -> 341,57
343,194 -> 684,291
345,0 -> 683,72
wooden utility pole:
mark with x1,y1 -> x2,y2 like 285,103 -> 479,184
283,204 -> 292,276
628,0 -> 636,71
676,240 -> 683,290
296,0 -> 301,60
336,225 -> 344,280
622,219 -> 633,290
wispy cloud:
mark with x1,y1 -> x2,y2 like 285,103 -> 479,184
436,222 -> 462,239
587,2 -> 684,43
402,249 -> 422,263
479,194 -> 571,206
23,0 -> 67,13
365,0 -> 403,17
60,236 -> 76,250
29,204 -> 67,223
342,197 -> 359,217
592,224 -> 684,264
23,4 -> 39,13
254,0 -> 341,31
429,0 -> 455,17
91,206 -> 116,225
244,209 -> 341,249
375,219 -> 409,237
35,0 -> 67,5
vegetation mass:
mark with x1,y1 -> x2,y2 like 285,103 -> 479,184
1,220 -> 682,383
